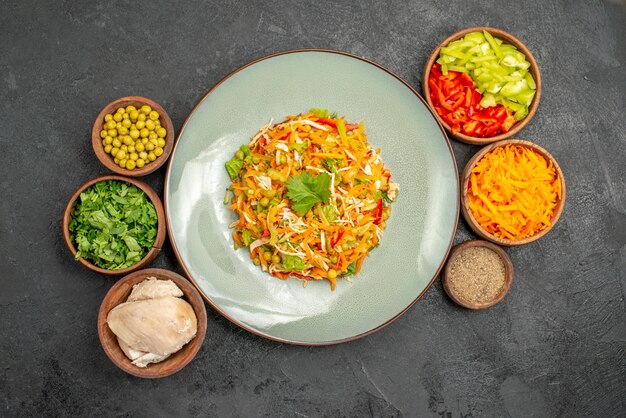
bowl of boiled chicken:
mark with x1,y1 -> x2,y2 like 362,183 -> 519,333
97,268 -> 207,378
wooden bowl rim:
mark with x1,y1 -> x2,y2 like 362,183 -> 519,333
62,174 -> 166,275
442,240 -> 514,309
460,139 -> 567,246
97,268 -> 208,378
422,26 -> 542,145
92,96 -> 175,177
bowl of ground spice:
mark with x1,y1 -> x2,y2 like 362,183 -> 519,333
442,240 -> 513,309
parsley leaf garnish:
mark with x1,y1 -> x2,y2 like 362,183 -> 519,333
285,172 -> 331,215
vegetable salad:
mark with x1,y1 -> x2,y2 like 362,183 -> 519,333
224,109 -> 399,290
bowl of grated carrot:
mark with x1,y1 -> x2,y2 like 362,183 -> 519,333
461,139 -> 565,246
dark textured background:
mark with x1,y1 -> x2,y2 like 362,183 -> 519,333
1,0 -> 625,416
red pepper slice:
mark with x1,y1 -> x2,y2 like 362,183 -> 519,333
262,229 -> 270,238
316,118 -> 337,128
277,132 -> 290,141
331,228 -> 345,247
460,73 -> 474,87
373,199 -> 383,225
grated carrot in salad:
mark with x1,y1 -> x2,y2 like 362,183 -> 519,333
224,109 -> 399,290
467,144 -> 562,240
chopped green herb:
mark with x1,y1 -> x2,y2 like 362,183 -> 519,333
68,180 -> 158,270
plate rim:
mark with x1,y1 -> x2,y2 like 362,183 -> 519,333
164,48 -> 460,346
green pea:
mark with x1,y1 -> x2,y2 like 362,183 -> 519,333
112,139 -> 122,148
148,132 -> 158,141
104,114 -> 113,122
145,142 -> 155,151
147,152 -> 156,161
140,128 -> 149,138
128,145 -> 136,154
279,154 -> 287,165
327,269 -> 338,280
145,120 -> 156,131
156,138 -> 166,148
156,127 -> 167,138
122,119 -> 131,128
129,110 -> 139,121
154,147 -> 164,157
104,144 -> 112,154
129,129 -> 140,139
136,120 -> 145,130
118,159 -> 127,168
116,107 -> 125,114
104,136 -> 113,145
136,158 -> 145,168
329,255 -> 338,264
100,130 -> 107,139
116,150 -> 126,160
106,120 -> 116,130
235,150 -> 244,160
271,255 -> 281,264
149,110 -> 159,121
263,251 -> 272,261
139,151 -> 148,160
108,129 -> 117,137
126,160 -> 136,170
135,142 -> 145,152
113,112 -> 122,122
252,155 -> 261,164
130,152 -> 138,161
259,197 -> 269,207
140,105 -> 152,115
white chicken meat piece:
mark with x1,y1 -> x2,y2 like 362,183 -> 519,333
107,296 -> 197,356
127,277 -> 184,302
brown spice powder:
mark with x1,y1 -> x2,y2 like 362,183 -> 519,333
447,246 -> 506,304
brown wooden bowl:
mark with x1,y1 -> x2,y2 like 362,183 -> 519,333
422,27 -> 542,145
442,240 -> 514,309
62,174 -> 166,275
461,139 -> 566,246
92,96 -> 175,176
97,268 -> 207,378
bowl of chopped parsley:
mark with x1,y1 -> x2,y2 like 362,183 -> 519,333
63,175 -> 166,275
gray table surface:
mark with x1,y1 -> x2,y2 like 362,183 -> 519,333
1,0 -> 625,416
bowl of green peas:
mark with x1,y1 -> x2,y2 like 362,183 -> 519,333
92,96 -> 175,176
